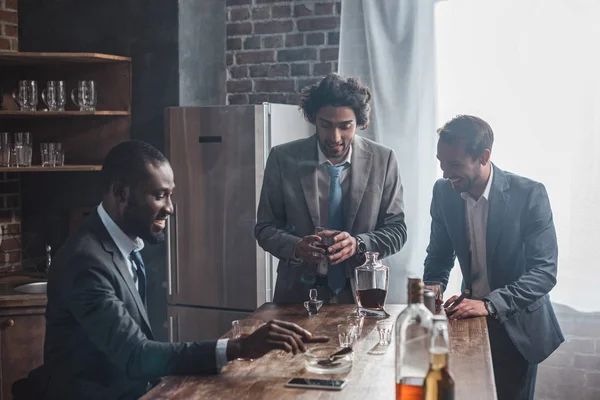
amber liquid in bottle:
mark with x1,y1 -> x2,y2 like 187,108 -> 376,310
424,343 -> 454,399
395,278 -> 433,400
396,377 -> 424,400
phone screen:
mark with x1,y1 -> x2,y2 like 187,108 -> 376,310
286,378 -> 346,389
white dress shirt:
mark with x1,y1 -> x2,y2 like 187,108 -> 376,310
97,203 -> 144,289
97,203 -> 230,369
460,167 -> 494,299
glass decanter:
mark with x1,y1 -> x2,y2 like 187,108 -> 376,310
355,252 -> 389,318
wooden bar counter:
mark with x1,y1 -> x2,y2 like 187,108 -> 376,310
143,303 -> 497,399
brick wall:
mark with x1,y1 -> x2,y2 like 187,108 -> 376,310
536,303 -> 600,400
226,0 -> 341,105
0,0 -> 20,273
0,0 -> 17,51
0,173 -> 20,273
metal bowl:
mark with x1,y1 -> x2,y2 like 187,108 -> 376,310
13,281 -> 47,294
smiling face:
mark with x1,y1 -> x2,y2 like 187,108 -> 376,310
120,161 -> 175,244
315,106 -> 357,164
437,138 -> 489,194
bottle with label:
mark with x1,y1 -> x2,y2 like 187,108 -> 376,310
424,315 -> 455,400
395,278 -> 434,400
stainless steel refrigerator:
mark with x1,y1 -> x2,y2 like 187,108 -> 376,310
164,104 -> 313,342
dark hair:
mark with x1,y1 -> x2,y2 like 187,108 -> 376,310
437,115 -> 494,158
101,140 -> 168,192
299,73 -> 372,129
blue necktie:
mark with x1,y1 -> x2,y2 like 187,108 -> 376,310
326,164 -> 347,294
131,251 -> 147,304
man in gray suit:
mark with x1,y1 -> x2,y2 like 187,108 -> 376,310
256,74 -> 407,304
27,141 -> 312,399
423,115 -> 564,400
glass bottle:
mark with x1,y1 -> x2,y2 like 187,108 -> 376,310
355,251 -> 389,318
424,315 -> 455,400
395,278 -> 434,399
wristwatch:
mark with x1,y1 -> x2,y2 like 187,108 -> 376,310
483,299 -> 498,319
355,236 -> 367,256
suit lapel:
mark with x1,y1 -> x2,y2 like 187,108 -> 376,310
298,135 -> 320,229
486,164 -> 510,271
90,213 -> 153,335
445,189 -> 470,281
345,136 -> 372,232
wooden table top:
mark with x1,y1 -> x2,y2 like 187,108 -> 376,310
143,303 -> 497,400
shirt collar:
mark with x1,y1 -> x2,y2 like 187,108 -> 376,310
317,141 -> 352,167
461,165 -> 494,202
97,203 -> 144,261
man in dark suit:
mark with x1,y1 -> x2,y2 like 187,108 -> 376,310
423,115 -> 564,400
255,73 -> 407,305
27,140 -> 312,399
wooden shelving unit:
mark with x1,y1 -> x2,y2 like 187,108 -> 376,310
0,51 -> 132,167
0,165 -> 101,172
0,111 -> 130,117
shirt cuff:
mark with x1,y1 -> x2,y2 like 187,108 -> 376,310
215,338 -> 229,370
289,240 -> 304,266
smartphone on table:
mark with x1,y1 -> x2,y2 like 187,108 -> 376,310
285,378 -> 347,391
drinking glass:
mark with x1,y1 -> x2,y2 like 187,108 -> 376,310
337,324 -> 357,348
42,81 -> 66,111
314,226 -> 337,275
40,143 -> 57,167
376,320 -> 393,346
71,80 -> 97,111
0,133 -> 10,167
13,132 -> 32,167
423,281 -> 443,314
346,315 -> 364,339
12,80 -> 38,111
231,319 -> 265,361
54,142 -> 64,166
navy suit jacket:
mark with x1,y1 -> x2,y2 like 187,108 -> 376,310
424,164 -> 564,364
29,211 -> 219,399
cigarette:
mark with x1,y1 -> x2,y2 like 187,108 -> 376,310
447,289 -> 470,309
303,335 -> 330,343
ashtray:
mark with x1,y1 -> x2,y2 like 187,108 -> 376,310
304,346 -> 353,374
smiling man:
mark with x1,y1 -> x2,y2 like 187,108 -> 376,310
255,73 -> 407,304
423,115 -> 564,400
26,141 -> 312,400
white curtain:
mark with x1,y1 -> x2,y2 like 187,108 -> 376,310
435,0 -> 600,313
339,0 -> 438,303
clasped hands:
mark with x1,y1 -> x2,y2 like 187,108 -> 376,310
294,230 -> 357,265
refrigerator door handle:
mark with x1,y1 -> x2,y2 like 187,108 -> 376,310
166,202 -> 179,296
168,316 -> 174,342
198,136 -> 222,143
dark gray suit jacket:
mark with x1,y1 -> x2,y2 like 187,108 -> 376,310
424,164 -> 564,364
256,134 -> 407,303
29,211 -> 219,399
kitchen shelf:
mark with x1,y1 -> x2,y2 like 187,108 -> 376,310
0,165 -> 101,172
0,52 -> 131,65
0,111 -> 130,117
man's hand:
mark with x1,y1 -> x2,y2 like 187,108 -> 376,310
318,230 -> 357,265
444,297 -> 488,320
294,235 -> 326,264
227,320 -> 312,360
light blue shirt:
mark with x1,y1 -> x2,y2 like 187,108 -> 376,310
97,203 -> 230,369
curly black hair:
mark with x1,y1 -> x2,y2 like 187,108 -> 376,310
299,73 -> 373,129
